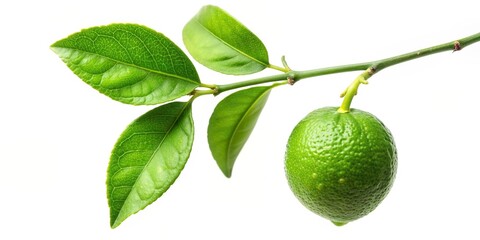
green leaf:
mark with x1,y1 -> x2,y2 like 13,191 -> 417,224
183,5 -> 269,75
51,24 -> 200,105
107,101 -> 194,228
208,86 -> 272,177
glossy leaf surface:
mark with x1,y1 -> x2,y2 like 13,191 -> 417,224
51,24 -> 200,105
183,5 -> 269,75
107,101 -> 194,228
208,86 -> 272,177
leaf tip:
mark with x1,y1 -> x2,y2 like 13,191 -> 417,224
222,169 -> 233,178
110,219 -> 121,229
109,208 -> 123,229
49,46 -> 61,56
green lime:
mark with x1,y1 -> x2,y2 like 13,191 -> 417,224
285,107 -> 397,226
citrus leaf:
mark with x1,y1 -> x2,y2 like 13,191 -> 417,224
51,24 -> 200,105
183,5 -> 269,75
107,101 -> 194,228
208,86 -> 272,177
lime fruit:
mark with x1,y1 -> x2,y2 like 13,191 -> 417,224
285,107 -> 397,226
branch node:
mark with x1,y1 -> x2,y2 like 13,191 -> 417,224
453,40 -> 462,52
287,76 -> 296,85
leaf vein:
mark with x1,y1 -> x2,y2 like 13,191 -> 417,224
115,131 -> 168,149
114,102 -> 191,223
53,46 -> 199,85
193,19 -> 268,67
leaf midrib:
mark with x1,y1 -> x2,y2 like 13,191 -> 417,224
225,87 -> 270,170
193,18 -> 268,67
112,102 -> 191,228
51,46 -> 200,85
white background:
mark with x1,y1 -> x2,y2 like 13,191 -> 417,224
1,0 -> 479,239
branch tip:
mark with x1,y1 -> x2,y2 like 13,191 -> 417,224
281,55 -> 292,71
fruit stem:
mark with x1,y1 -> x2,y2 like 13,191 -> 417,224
337,68 -> 374,113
